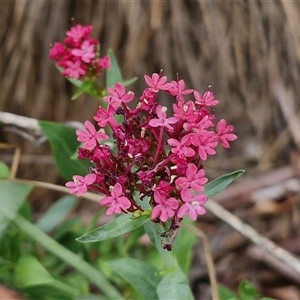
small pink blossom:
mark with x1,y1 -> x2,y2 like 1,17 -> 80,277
154,181 -> 171,200
49,42 -> 66,60
72,40 -> 95,63
103,83 -> 134,109
65,174 -> 96,196
167,135 -> 195,158
194,90 -> 219,107
144,73 -> 172,92
99,183 -> 131,215
97,55 -> 111,69
216,119 -> 237,148
177,189 -> 208,221
175,163 -> 208,191
168,79 -> 194,101
66,24 -> 93,42
76,120 -> 108,150
62,60 -> 86,79
151,193 -> 179,222
148,105 -> 179,131
197,132 -> 218,161
173,100 -> 198,122
94,105 -> 118,128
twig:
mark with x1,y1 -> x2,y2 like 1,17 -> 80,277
205,199 -> 300,275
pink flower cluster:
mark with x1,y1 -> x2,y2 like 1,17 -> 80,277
49,24 -> 110,79
66,73 -> 237,249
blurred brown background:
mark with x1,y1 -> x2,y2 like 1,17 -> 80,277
1,1 -> 300,298
2,0 -> 300,176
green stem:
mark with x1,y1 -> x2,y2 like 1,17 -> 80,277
1,207 -> 124,299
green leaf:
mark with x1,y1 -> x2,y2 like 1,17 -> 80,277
106,49 -> 123,88
106,258 -> 160,300
14,254 -> 54,287
172,218 -> 196,273
36,196 -> 77,233
106,49 -> 137,88
71,80 -> 94,100
156,268 -> 194,300
204,170 -> 245,198
0,161 -> 10,178
39,121 -> 91,180
76,212 -> 150,243
0,180 -> 33,241
218,284 -> 238,300
238,279 -> 259,300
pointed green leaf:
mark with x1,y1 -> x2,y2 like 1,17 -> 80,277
106,49 -> 123,88
39,121 -> 91,180
76,213 -> 150,243
0,180 -> 33,241
106,49 -> 137,88
106,258 -> 160,300
14,254 -> 54,287
71,80 -> 94,100
36,195 -> 77,233
204,170 -> 245,198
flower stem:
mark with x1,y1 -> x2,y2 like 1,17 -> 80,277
153,126 -> 164,163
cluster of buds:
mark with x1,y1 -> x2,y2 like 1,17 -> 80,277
49,24 -> 110,79
66,73 -> 237,249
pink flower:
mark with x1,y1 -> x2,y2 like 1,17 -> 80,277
76,120 -> 108,150
72,40 -> 95,63
154,181 -> 171,200
173,100 -> 198,122
151,194 -> 179,222
194,90 -> 219,107
168,79 -> 193,101
66,24 -> 93,42
49,42 -> 66,60
99,183 -> 131,215
97,55 -> 111,69
167,135 -> 195,158
103,83 -> 134,109
175,163 -> 208,191
197,132 -> 218,161
148,105 -> 179,131
65,174 -> 96,196
216,119 -> 237,148
94,105 -> 118,128
177,189 -> 208,221
62,60 -> 86,79
144,73 -> 172,92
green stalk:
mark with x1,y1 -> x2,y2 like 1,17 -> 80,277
1,207 -> 124,299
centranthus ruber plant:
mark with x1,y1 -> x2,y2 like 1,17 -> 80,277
37,23 -> 245,299
66,72 -> 237,250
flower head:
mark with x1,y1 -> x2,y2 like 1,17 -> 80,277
49,24 -> 110,80
66,71 -> 237,250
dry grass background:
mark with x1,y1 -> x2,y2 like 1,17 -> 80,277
1,0 -> 300,298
